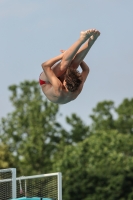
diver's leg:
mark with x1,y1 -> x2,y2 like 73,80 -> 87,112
71,30 -> 100,69
60,29 -> 96,70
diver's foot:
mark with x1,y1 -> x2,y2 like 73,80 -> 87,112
80,29 -> 97,42
88,30 -> 100,44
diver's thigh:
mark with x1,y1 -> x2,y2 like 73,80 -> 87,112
40,71 -> 49,82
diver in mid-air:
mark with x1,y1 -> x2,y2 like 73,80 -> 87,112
39,29 -> 100,104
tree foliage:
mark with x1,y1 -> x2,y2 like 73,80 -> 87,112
90,98 -> 133,134
0,143 -> 14,168
66,113 -> 89,143
0,81 -> 61,175
90,100 -> 115,131
0,79 -> 133,200
53,131 -> 133,200
0,80 -> 89,175
115,98 -> 133,134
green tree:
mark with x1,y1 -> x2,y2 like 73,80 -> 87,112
51,114 -> 90,165
53,130 -> 133,200
115,98 -> 133,134
0,143 -> 14,168
0,80 -> 91,175
66,113 -> 90,143
90,98 -> 133,134
90,100 -> 115,132
0,80 -> 62,175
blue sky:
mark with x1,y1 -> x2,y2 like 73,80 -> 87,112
0,0 -> 133,127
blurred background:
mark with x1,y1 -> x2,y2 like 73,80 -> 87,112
0,0 -> 133,199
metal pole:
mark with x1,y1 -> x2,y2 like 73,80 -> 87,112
11,168 -> 16,198
57,172 -> 62,200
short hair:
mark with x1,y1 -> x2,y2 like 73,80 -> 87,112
64,67 -> 82,92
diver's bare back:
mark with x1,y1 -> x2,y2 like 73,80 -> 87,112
41,82 -> 82,104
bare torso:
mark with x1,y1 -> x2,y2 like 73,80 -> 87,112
40,72 -> 82,104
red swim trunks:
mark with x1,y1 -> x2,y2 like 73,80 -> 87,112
39,79 -> 46,85
39,73 -> 46,85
